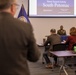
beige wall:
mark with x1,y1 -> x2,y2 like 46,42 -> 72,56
16,0 -> 76,44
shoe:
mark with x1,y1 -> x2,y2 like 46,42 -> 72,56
45,64 -> 53,69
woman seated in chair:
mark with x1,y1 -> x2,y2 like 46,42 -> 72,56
43,29 -> 61,68
65,27 -> 76,50
65,27 -> 76,66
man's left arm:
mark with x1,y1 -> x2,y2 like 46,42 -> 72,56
27,24 -> 41,62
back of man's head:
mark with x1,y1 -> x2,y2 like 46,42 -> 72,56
50,29 -> 56,33
0,0 -> 15,10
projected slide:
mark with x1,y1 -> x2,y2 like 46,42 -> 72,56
29,0 -> 76,17
37,0 -> 74,15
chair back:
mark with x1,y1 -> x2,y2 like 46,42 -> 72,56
53,43 -> 66,51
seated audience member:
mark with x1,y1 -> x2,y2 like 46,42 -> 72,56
65,27 -> 76,66
65,27 -> 76,50
43,29 -> 61,68
57,25 -> 66,35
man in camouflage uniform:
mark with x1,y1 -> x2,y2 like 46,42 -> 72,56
57,25 -> 66,35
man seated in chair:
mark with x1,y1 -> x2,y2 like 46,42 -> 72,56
43,29 -> 61,68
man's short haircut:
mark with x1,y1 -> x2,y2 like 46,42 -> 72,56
50,29 -> 56,33
0,0 -> 14,10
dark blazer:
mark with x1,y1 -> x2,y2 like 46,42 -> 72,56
0,12 -> 40,75
44,34 -> 61,50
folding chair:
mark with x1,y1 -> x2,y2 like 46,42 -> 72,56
52,43 -> 67,66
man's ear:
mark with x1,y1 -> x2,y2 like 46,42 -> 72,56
10,5 -> 15,16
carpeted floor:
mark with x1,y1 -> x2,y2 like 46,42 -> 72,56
28,47 -> 76,75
